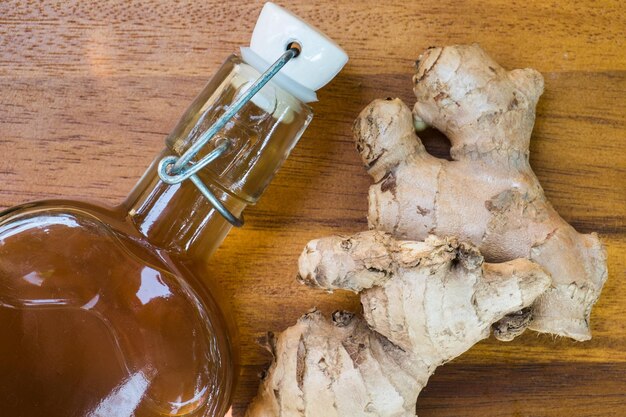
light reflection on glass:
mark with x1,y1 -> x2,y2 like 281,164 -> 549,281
88,370 -> 151,417
136,267 -> 173,306
22,271 -> 44,286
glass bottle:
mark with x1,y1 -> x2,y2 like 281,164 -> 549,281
0,3 -> 347,416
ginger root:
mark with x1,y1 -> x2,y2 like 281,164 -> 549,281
245,44 -> 606,416
246,232 -> 550,417
355,44 -> 607,341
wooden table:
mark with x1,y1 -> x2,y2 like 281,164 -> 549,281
1,1 -> 624,416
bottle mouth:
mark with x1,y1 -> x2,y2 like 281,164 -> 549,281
240,47 -> 318,103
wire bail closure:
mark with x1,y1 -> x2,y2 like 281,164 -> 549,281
157,47 -> 300,227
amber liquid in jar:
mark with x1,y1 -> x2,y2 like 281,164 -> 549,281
0,55 -> 312,417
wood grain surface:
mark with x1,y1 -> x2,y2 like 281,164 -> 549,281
1,1 -> 624,416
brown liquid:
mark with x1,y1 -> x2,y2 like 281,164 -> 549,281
0,197 -> 233,417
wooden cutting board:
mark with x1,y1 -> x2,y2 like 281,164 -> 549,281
1,1 -> 624,416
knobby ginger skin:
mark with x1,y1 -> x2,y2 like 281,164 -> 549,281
355,44 -> 607,341
245,44 -> 607,417
246,232 -> 550,417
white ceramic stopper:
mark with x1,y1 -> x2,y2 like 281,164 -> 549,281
242,2 -> 348,103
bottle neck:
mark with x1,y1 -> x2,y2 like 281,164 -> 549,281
122,54 -> 313,262
124,149 -> 247,261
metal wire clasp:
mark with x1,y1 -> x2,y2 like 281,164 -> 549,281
157,46 -> 300,227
